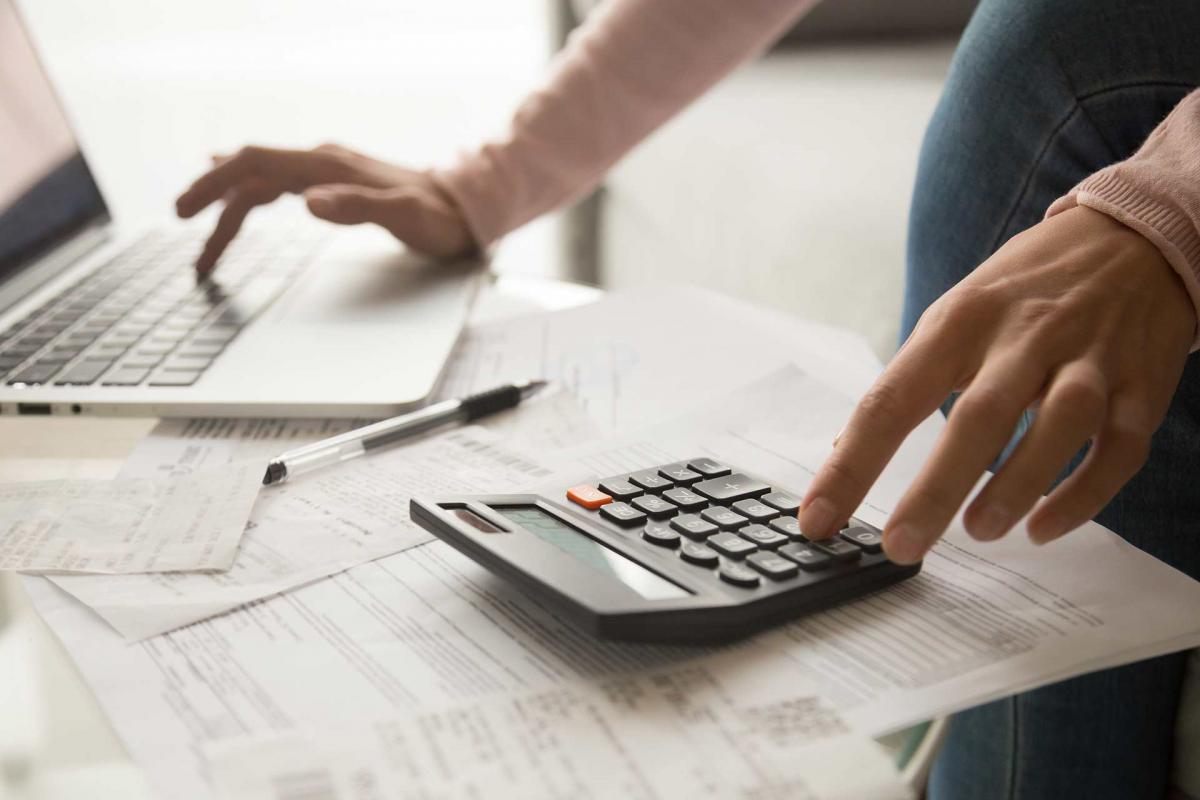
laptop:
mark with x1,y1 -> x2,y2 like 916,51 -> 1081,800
0,0 -> 482,418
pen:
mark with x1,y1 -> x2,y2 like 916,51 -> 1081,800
262,379 -> 548,485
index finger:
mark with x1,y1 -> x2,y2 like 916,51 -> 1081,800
799,333 -> 962,540
176,146 -> 345,218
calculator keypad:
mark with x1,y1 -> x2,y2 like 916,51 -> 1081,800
567,459 -> 886,592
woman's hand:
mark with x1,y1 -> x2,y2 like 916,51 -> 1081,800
799,206 -> 1196,563
175,144 -> 475,276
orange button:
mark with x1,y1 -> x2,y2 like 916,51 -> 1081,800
566,485 -> 613,510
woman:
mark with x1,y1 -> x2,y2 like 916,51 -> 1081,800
176,1 -> 1200,795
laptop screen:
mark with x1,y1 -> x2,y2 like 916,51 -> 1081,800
0,0 -> 107,287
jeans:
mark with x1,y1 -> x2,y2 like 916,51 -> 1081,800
902,0 -> 1200,797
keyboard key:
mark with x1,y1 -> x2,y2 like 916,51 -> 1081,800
732,498 -> 779,522
178,342 -> 225,357
840,526 -> 883,554
662,487 -> 706,512
700,506 -> 749,531
778,543 -> 832,571
738,524 -> 789,550
134,342 -> 175,356
813,538 -> 862,564
746,552 -> 800,581
101,367 -> 151,386
631,494 -> 677,520
629,471 -> 672,492
148,370 -> 202,387
768,516 -> 804,540
707,531 -> 757,559
693,473 -> 770,504
761,491 -> 802,515
642,522 -> 680,548
54,360 -> 110,385
679,541 -> 719,568
657,463 -> 701,485
718,561 -> 760,588
687,457 -> 731,478
670,514 -> 719,540
118,355 -> 162,369
7,363 -> 61,385
0,355 -> 23,371
566,485 -> 612,510
192,325 -> 238,344
161,355 -> 212,372
599,502 -> 646,527
598,479 -> 642,501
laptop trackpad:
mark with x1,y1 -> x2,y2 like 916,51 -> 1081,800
271,236 -> 481,326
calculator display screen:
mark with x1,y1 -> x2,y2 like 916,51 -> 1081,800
495,507 -> 689,600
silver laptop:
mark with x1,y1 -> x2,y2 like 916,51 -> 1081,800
0,1 -> 481,418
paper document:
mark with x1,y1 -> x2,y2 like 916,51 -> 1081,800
208,652 -> 911,800
437,287 -> 882,429
50,392 -> 593,639
0,462 -> 259,573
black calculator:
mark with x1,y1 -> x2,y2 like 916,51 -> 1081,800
410,457 -> 920,643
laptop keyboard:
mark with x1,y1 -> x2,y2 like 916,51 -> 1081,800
0,227 -> 321,389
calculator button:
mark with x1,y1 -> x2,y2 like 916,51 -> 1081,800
732,498 -> 779,523
768,516 -> 805,540
700,506 -> 749,531
688,458 -> 732,478
761,491 -> 802,515
746,552 -> 800,581
598,479 -> 642,501
632,494 -> 678,520
599,502 -> 646,527
693,473 -> 770,504
629,471 -> 673,492
738,524 -> 789,549
679,541 -> 719,567
658,463 -> 701,485
670,514 -> 719,540
778,543 -> 833,571
718,561 -> 761,588
707,531 -> 758,559
840,525 -> 883,554
566,485 -> 613,510
642,522 -> 681,548
813,538 -> 862,564
662,487 -> 706,512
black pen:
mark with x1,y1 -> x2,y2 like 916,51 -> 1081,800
262,379 -> 548,485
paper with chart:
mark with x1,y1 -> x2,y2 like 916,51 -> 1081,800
207,651 -> 911,800
436,286 -> 883,429
0,461 -> 260,573
21,364 -> 1200,800
49,391 -> 595,639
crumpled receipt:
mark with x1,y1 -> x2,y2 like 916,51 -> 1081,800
0,461 -> 260,573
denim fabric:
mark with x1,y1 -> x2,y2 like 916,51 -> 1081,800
902,0 -> 1200,796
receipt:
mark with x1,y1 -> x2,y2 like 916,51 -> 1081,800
50,392 -> 595,639
0,462 -> 259,573
207,652 -> 911,800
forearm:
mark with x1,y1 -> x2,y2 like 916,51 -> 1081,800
433,0 -> 818,248
1047,89 -> 1200,348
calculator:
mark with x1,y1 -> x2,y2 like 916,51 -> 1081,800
410,457 -> 920,643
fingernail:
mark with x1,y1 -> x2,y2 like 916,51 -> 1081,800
832,427 -> 845,447
800,497 -> 838,538
1028,513 -> 1066,545
970,504 -> 1013,541
883,524 -> 924,564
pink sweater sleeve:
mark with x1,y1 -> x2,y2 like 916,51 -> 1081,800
1047,89 -> 1200,349
432,0 -> 818,249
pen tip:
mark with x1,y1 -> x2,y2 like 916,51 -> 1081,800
262,462 -> 286,486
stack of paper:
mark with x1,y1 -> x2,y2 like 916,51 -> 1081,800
15,289 -> 1200,800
